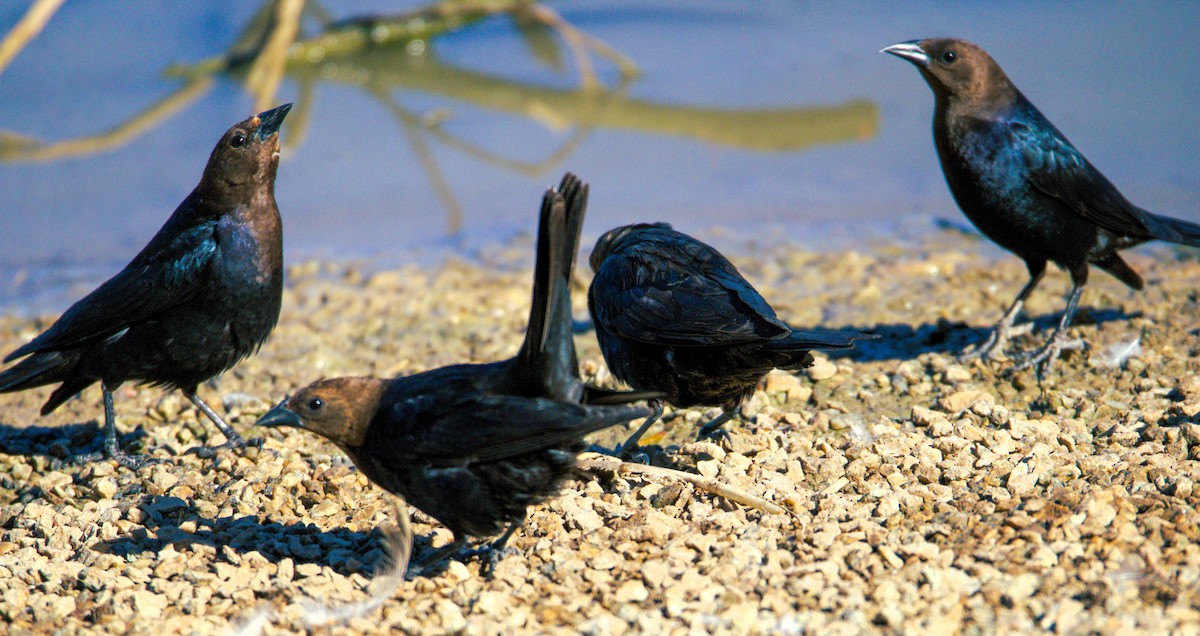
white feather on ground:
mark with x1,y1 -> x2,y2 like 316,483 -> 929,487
226,497 -> 414,635
1097,336 -> 1142,368
299,499 -> 413,626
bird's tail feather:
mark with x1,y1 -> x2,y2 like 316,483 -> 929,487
582,385 -> 664,405
0,351 -> 89,414
517,173 -> 588,401
41,377 -> 92,415
0,352 -> 68,393
573,404 -> 656,438
756,328 -> 877,371
1145,210 -> 1200,248
516,180 -> 562,367
780,328 -> 879,351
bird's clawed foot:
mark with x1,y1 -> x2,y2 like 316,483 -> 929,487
614,444 -> 651,463
960,321 -> 1033,362
187,434 -> 264,459
696,410 -> 735,444
73,448 -> 165,471
959,328 -> 1004,361
408,539 -> 466,578
408,530 -> 519,578
1009,336 -> 1085,380
697,425 -> 732,446
470,522 -> 520,577
610,403 -> 667,460
467,542 -> 520,578
587,439 -> 639,460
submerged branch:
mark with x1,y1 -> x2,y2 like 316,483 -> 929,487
0,77 -> 213,162
244,0 -> 306,112
295,50 -> 877,153
0,0 -> 66,77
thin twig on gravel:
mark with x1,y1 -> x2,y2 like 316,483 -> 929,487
577,453 -> 792,516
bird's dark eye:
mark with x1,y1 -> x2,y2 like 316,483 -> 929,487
230,131 -> 248,148
307,398 -> 324,411
940,50 -> 957,64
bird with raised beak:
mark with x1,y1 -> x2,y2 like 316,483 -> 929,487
883,38 -> 1200,376
0,103 -> 292,469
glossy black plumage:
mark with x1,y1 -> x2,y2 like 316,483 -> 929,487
257,174 -> 653,566
588,223 -> 874,451
0,104 -> 292,468
883,38 -> 1200,373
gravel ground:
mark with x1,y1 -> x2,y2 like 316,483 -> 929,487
1,236 -> 1199,634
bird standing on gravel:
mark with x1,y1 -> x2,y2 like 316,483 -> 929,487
0,104 -> 293,469
257,174 -> 654,569
587,222 -> 875,455
883,38 -> 1200,375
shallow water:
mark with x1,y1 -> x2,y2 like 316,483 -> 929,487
1,1 -> 1198,311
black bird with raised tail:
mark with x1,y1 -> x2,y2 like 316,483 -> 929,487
588,223 -> 875,454
256,174 -> 654,568
883,38 -> 1200,374
0,103 -> 292,469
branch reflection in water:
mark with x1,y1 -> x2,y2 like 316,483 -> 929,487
0,0 -> 877,236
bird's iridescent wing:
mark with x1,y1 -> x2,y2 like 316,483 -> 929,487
1009,115 -> 1168,239
5,221 -> 218,361
374,390 -> 647,463
589,238 -> 789,347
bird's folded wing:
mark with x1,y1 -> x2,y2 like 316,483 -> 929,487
378,392 -> 647,463
590,246 -> 789,347
1011,120 -> 1160,239
5,223 -> 218,361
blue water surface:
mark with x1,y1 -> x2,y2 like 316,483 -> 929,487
0,1 -> 1196,310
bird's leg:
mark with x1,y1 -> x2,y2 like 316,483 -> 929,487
1012,281 -> 1087,378
73,381 -> 161,470
487,521 -> 521,554
964,300 -> 1023,360
697,409 -> 735,443
186,391 -> 262,458
472,520 -> 523,577
963,261 -> 1046,361
615,400 -> 664,459
409,536 -> 469,576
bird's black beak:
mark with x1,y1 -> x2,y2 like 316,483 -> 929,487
256,400 -> 303,429
880,41 -> 930,68
252,103 -> 292,142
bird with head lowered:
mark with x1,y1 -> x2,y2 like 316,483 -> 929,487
257,174 -> 655,570
588,222 -> 876,455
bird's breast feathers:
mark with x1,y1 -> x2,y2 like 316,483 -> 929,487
216,212 -> 280,287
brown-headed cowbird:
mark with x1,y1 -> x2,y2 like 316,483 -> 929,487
0,103 -> 292,469
883,38 -> 1200,374
256,174 -> 653,567
588,223 -> 876,454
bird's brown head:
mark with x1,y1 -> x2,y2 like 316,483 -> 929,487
255,376 -> 386,449
200,103 -> 293,197
882,39 -> 1016,109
